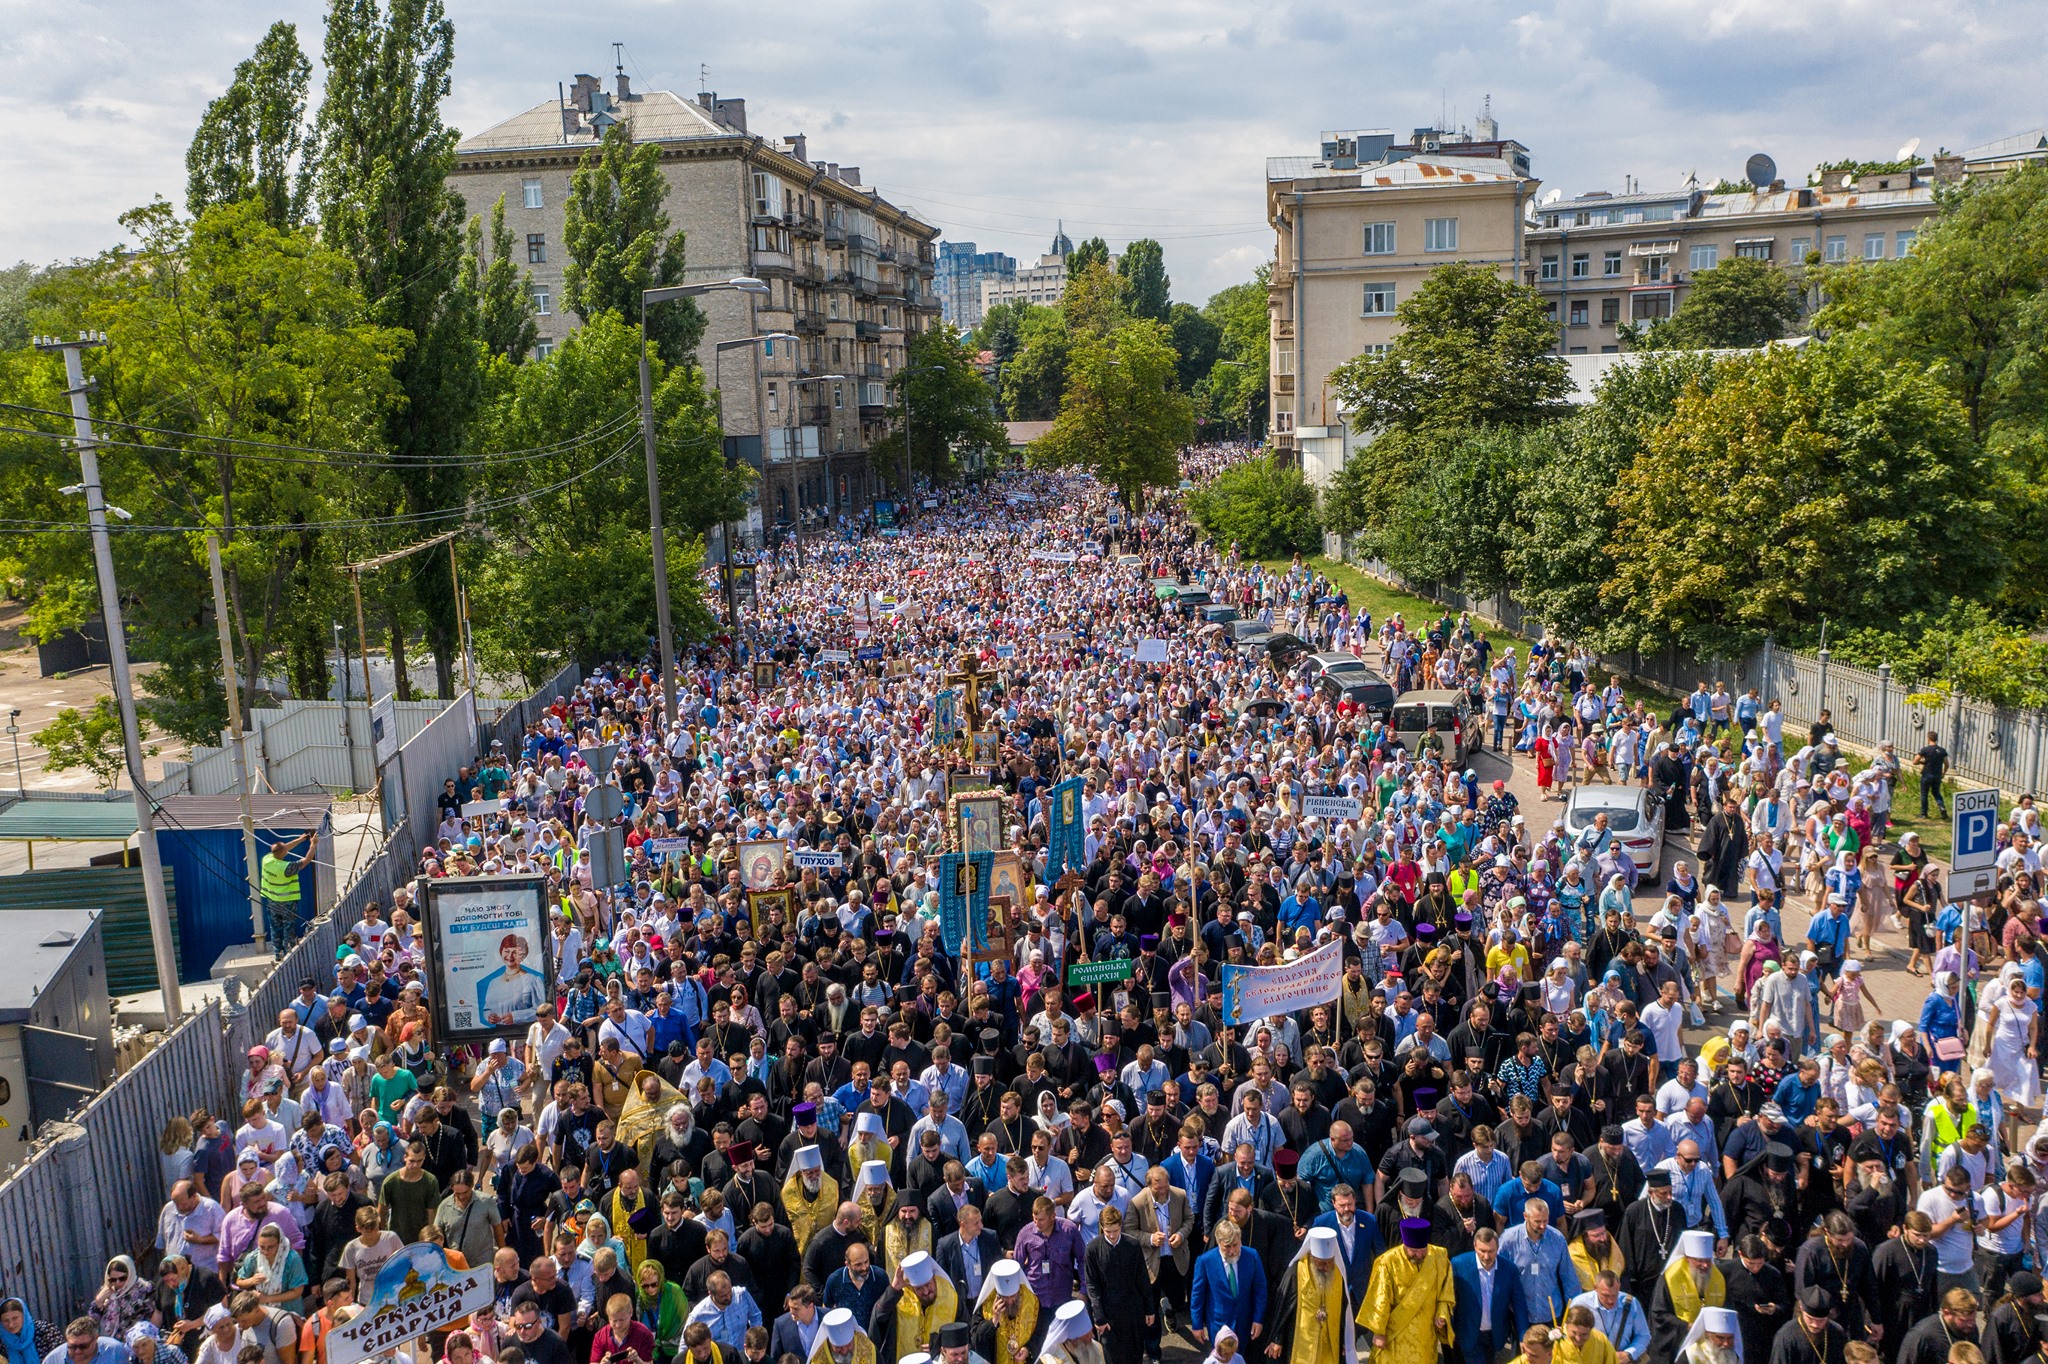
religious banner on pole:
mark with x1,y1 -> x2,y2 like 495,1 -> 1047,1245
1219,937 -> 1344,1025
933,688 -> 963,748
1045,777 -> 1086,880
938,850 -> 995,958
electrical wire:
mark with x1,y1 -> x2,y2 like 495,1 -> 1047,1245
0,401 -> 641,468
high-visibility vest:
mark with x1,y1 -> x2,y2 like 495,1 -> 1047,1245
1928,1101 -> 1977,1166
260,852 -> 299,903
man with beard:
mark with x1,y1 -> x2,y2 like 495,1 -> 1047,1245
1766,1285 -> 1849,1364
1894,1287 -> 1979,1364
1723,1234 -> 1790,1364
1724,1143 -> 1801,1243
1376,1168 -> 1459,1255
1567,1210 -> 1624,1292
1618,1169 -> 1685,1306
1981,1270 -> 2046,1364
1845,1150 -> 1908,1252
1679,1306 -> 1743,1364
1793,1211 -> 1881,1349
1267,1224 -> 1352,1364
1650,1231 -> 1725,1364
1585,1126 -> 1645,1233
1708,1058 -> 1768,1154
1872,1212 -> 1941,1364
784,1146 -> 842,1255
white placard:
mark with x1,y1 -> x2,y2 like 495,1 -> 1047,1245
820,649 -> 852,664
1134,638 -> 1170,663
370,693 -> 399,766
1302,794 -> 1365,821
793,849 -> 845,871
460,799 -> 506,820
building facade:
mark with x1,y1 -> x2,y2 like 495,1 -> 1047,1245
935,242 -> 1018,329
451,70 -> 941,539
1265,123 -> 1539,483
977,225 -> 1119,314
1523,165 -> 1942,354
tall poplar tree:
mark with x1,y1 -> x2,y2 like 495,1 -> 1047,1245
562,121 -> 703,365
185,21 -> 321,228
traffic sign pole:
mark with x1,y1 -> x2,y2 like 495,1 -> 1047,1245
1950,787 -> 2000,901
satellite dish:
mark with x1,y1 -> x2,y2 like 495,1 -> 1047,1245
1541,188 -> 1563,205
1897,136 -> 1922,162
1745,153 -> 1777,190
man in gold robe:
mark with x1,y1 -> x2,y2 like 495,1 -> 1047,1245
1359,1218 -> 1454,1364
1648,1230 -> 1726,1364
783,1145 -> 840,1255
1269,1228 -> 1352,1364
807,1309 -> 878,1364
973,1258 -> 1039,1364
884,1252 -> 958,1363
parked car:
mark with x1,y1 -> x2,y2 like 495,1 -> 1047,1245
1199,603 -> 1240,626
1563,783 -> 1668,879
1296,651 -> 1376,684
1388,689 -> 1477,765
1317,671 -> 1397,717
1174,587 -> 1213,616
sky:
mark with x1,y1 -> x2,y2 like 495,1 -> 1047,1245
3,0 -> 2044,308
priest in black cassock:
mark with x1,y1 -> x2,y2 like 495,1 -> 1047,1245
1894,1288 -> 1980,1364
1617,1168 -> 1684,1307
1981,1272 -> 2047,1364
1870,1214 -> 1941,1364
1722,1235 -> 1790,1364
1770,1287 -> 1850,1364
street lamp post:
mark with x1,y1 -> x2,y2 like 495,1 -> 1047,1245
640,277 -> 768,727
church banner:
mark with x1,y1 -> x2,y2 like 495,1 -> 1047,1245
1219,937 -> 1344,1025
1046,777 -> 1086,880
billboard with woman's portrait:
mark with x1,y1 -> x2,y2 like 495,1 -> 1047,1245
420,874 -> 556,1042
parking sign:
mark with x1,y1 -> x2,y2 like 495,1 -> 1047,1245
1951,787 -> 2000,899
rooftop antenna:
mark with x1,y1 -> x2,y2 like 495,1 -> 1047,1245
700,62 -> 710,90
613,41 -> 625,76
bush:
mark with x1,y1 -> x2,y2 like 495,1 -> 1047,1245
1186,455 -> 1323,559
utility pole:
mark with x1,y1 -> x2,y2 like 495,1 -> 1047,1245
37,333 -> 184,1018
207,535 -> 266,950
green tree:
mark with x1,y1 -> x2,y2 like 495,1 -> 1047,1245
0,261 -> 63,351
316,0 -> 480,698
560,121 -> 703,366
1505,352 -> 1721,648
1066,237 -> 1110,277
1834,603 -> 2048,710
1062,260 -> 1128,341
1626,257 -> 1802,351
1167,302 -> 1220,396
1603,339 -> 2001,657
468,195 -> 539,363
871,326 -> 1007,488
1378,426 -> 1538,596
1000,307 -> 1070,420
185,21 -> 320,228
1328,262 -> 1570,436
1030,320 -> 1194,510
1186,455 -> 1321,558
35,698 -> 150,791
1198,269 -> 1270,437
973,299 -> 1039,367
1117,238 -> 1171,322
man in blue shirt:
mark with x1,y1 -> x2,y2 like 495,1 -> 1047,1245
43,1322 -> 131,1364
1278,880 -> 1322,938
1498,1201 -> 1579,1333
1570,1275 -> 1651,1363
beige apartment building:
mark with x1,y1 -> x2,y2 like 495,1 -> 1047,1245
1266,124 -> 1539,483
451,69 -> 940,539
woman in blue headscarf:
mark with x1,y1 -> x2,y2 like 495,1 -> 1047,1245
1,1297 -> 49,1364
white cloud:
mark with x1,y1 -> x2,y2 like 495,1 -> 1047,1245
0,0 -> 2041,305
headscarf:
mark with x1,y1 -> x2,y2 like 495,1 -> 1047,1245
1,1298 -> 39,1364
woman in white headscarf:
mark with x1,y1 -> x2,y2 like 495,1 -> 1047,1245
1540,958 -> 1575,1015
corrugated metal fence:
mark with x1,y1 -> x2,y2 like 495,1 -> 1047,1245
1347,553 -> 2048,795
152,699 -> 452,800
0,1000 -> 229,1328
482,662 -> 582,757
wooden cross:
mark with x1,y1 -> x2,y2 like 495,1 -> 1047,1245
945,651 -> 988,735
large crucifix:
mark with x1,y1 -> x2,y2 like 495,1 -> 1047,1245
944,649 -> 988,737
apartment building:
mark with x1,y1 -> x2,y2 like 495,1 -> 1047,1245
978,225 -> 1122,314
1524,164 -> 1941,354
935,241 -> 1018,328
451,68 -> 940,538
1265,120 -> 1540,483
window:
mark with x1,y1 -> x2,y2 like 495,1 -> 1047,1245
1863,233 -> 1886,260
1823,234 -> 1848,262
833,384 -> 844,409
1631,294 -> 1672,321
1622,209 -> 1644,225
1540,255 -> 1560,281
530,286 -> 550,316
767,382 -> 779,414
535,340 -> 554,359
526,233 -> 546,264
1791,236 -> 1812,261
522,177 -> 543,209
1896,229 -> 1918,256
1364,344 -> 1393,355
1363,221 -> 1396,255
1689,244 -> 1719,272
1544,300 -> 1558,322
1569,300 -> 1589,326
1362,282 -> 1396,315
1570,253 -> 1590,278
1600,344 -> 1619,353
1603,251 -> 1623,277
752,172 -> 780,219
1424,217 -> 1459,252
1568,346 -> 1587,354
1735,240 -> 1772,261
1601,298 -> 1621,324
1641,255 -> 1667,282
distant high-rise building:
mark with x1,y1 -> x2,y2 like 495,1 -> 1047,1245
935,241 -> 1018,328
980,224 -> 1113,315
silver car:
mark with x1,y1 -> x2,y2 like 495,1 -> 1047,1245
1563,783 -> 1668,879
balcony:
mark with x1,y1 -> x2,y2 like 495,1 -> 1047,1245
795,259 -> 824,284
852,275 -> 879,299
827,267 -> 858,291
854,318 -> 885,338
792,309 -> 825,334
847,232 -> 878,256
823,220 -> 846,246
877,244 -> 897,263
861,362 -> 885,380
752,248 -> 795,277
786,210 -> 821,239
803,402 -> 831,427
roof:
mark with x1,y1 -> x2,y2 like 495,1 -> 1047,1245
1963,129 -> 2048,163
1548,188 -> 1698,211
1005,420 -> 1054,446
157,794 -> 333,835
0,798 -> 138,844
0,908 -> 100,1021
458,88 -> 725,154
1267,153 -> 1522,186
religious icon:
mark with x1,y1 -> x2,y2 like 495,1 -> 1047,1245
951,793 -> 1005,854
970,731 -> 1001,767
989,852 -> 1025,912
746,888 -> 791,936
752,662 -> 776,691
739,839 -> 786,891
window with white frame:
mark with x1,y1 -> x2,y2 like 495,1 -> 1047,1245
1689,244 -> 1719,272
1570,253 -> 1590,278
522,178 -> 543,209
1734,240 -> 1772,261
1540,256 -> 1559,281
1362,282 -> 1396,315
1423,218 -> 1459,252
1863,233 -> 1886,260
1603,251 -> 1623,277
530,286 -> 550,316
1363,221 -> 1396,255
1895,229 -> 1918,256
1823,235 -> 1848,262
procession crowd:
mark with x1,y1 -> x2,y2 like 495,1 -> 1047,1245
50,451 -> 2048,1364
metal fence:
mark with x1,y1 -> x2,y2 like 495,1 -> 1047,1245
481,661 -> 582,757
152,698 -> 451,800
1347,553 -> 2048,795
0,1001 -> 230,1328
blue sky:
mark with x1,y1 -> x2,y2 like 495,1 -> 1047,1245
3,0 -> 2043,306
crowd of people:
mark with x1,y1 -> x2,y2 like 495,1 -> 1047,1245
47,450 -> 2045,1364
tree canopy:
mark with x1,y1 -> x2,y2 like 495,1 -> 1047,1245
871,326 -> 1008,487
1626,257 -> 1802,351
185,20 -> 320,228
561,120 -> 703,366
1030,319 -> 1193,509
1186,456 -> 1321,559
1116,238 -> 1170,322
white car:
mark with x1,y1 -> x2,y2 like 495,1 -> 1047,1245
1563,783 -> 1668,879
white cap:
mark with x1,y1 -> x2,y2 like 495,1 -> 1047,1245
901,1252 -> 936,1286
856,1159 -> 892,1190
1042,1300 -> 1093,1353
822,1309 -> 857,1348
1697,1308 -> 1738,1336
854,1112 -> 886,1139
990,1259 -> 1024,1296
1681,1229 -> 1716,1259
793,1145 -> 824,1172
1306,1227 -> 1339,1259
